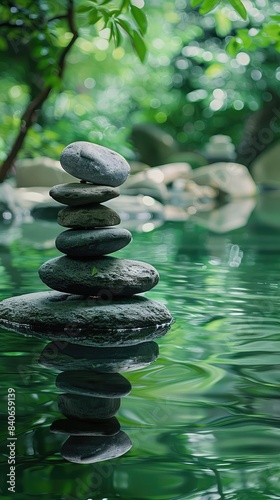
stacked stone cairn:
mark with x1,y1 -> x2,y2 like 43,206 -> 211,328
0,141 -> 173,464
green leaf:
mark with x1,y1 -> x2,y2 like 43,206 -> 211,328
131,29 -> 147,62
253,32 -> 272,48
228,0 -> 247,20
77,3 -> 94,13
236,28 -> 253,49
121,0 -> 130,9
115,24 -> 123,46
263,23 -> 280,42
88,7 -> 102,24
270,15 -> 280,22
226,36 -> 243,56
109,20 -> 123,46
116,17 -> 134,37
108,18 -> 114,40
131,5 -> 148,35
91,267 -> 98,276
117,17 -> 146,60
199,0 -> 221,15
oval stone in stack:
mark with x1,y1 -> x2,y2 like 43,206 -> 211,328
60,141 -> 130,187
38,256 -> 159,296
57,204 -> 120,228
56,228 -> 132,257
50,183 -> 120,206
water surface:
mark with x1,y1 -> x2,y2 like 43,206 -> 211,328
0,201 -> 280,499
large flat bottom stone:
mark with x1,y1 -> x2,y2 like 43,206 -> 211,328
0,291 -> 173,346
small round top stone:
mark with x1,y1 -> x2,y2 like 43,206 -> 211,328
60,141 -> 130,187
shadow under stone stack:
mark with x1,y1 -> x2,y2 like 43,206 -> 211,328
0,141 -> 174,464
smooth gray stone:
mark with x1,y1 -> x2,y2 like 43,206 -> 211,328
56,370 -> 131,398
39,341 -> 160,372
50,183 -> 120,206
50,417 -> 120,436
0,292 -> 173,346
60,142 -> 130,187
57,204 -> 120,228
55,228 -> 132,257
61,431 -> 132,463
39,256 -> 159,296
58,394 -> 120,420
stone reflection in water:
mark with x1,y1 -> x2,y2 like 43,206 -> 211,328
52,369 -> 132,464
39,329 -> 170,464
40,339 -> 159,465
61,432 -> 132,465
56,370 -> 132,398
39,340 -> 159,372
0,141 -> 173,465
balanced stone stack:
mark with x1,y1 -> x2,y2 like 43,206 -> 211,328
39,141 -> 163,303
0,141 -> 173,464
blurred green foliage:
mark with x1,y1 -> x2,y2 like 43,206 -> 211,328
0,0 -> 279,166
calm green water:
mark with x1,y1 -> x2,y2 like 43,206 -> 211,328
1,198 -> 280,500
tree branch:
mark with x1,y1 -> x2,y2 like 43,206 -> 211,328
0,0 -> 78,183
